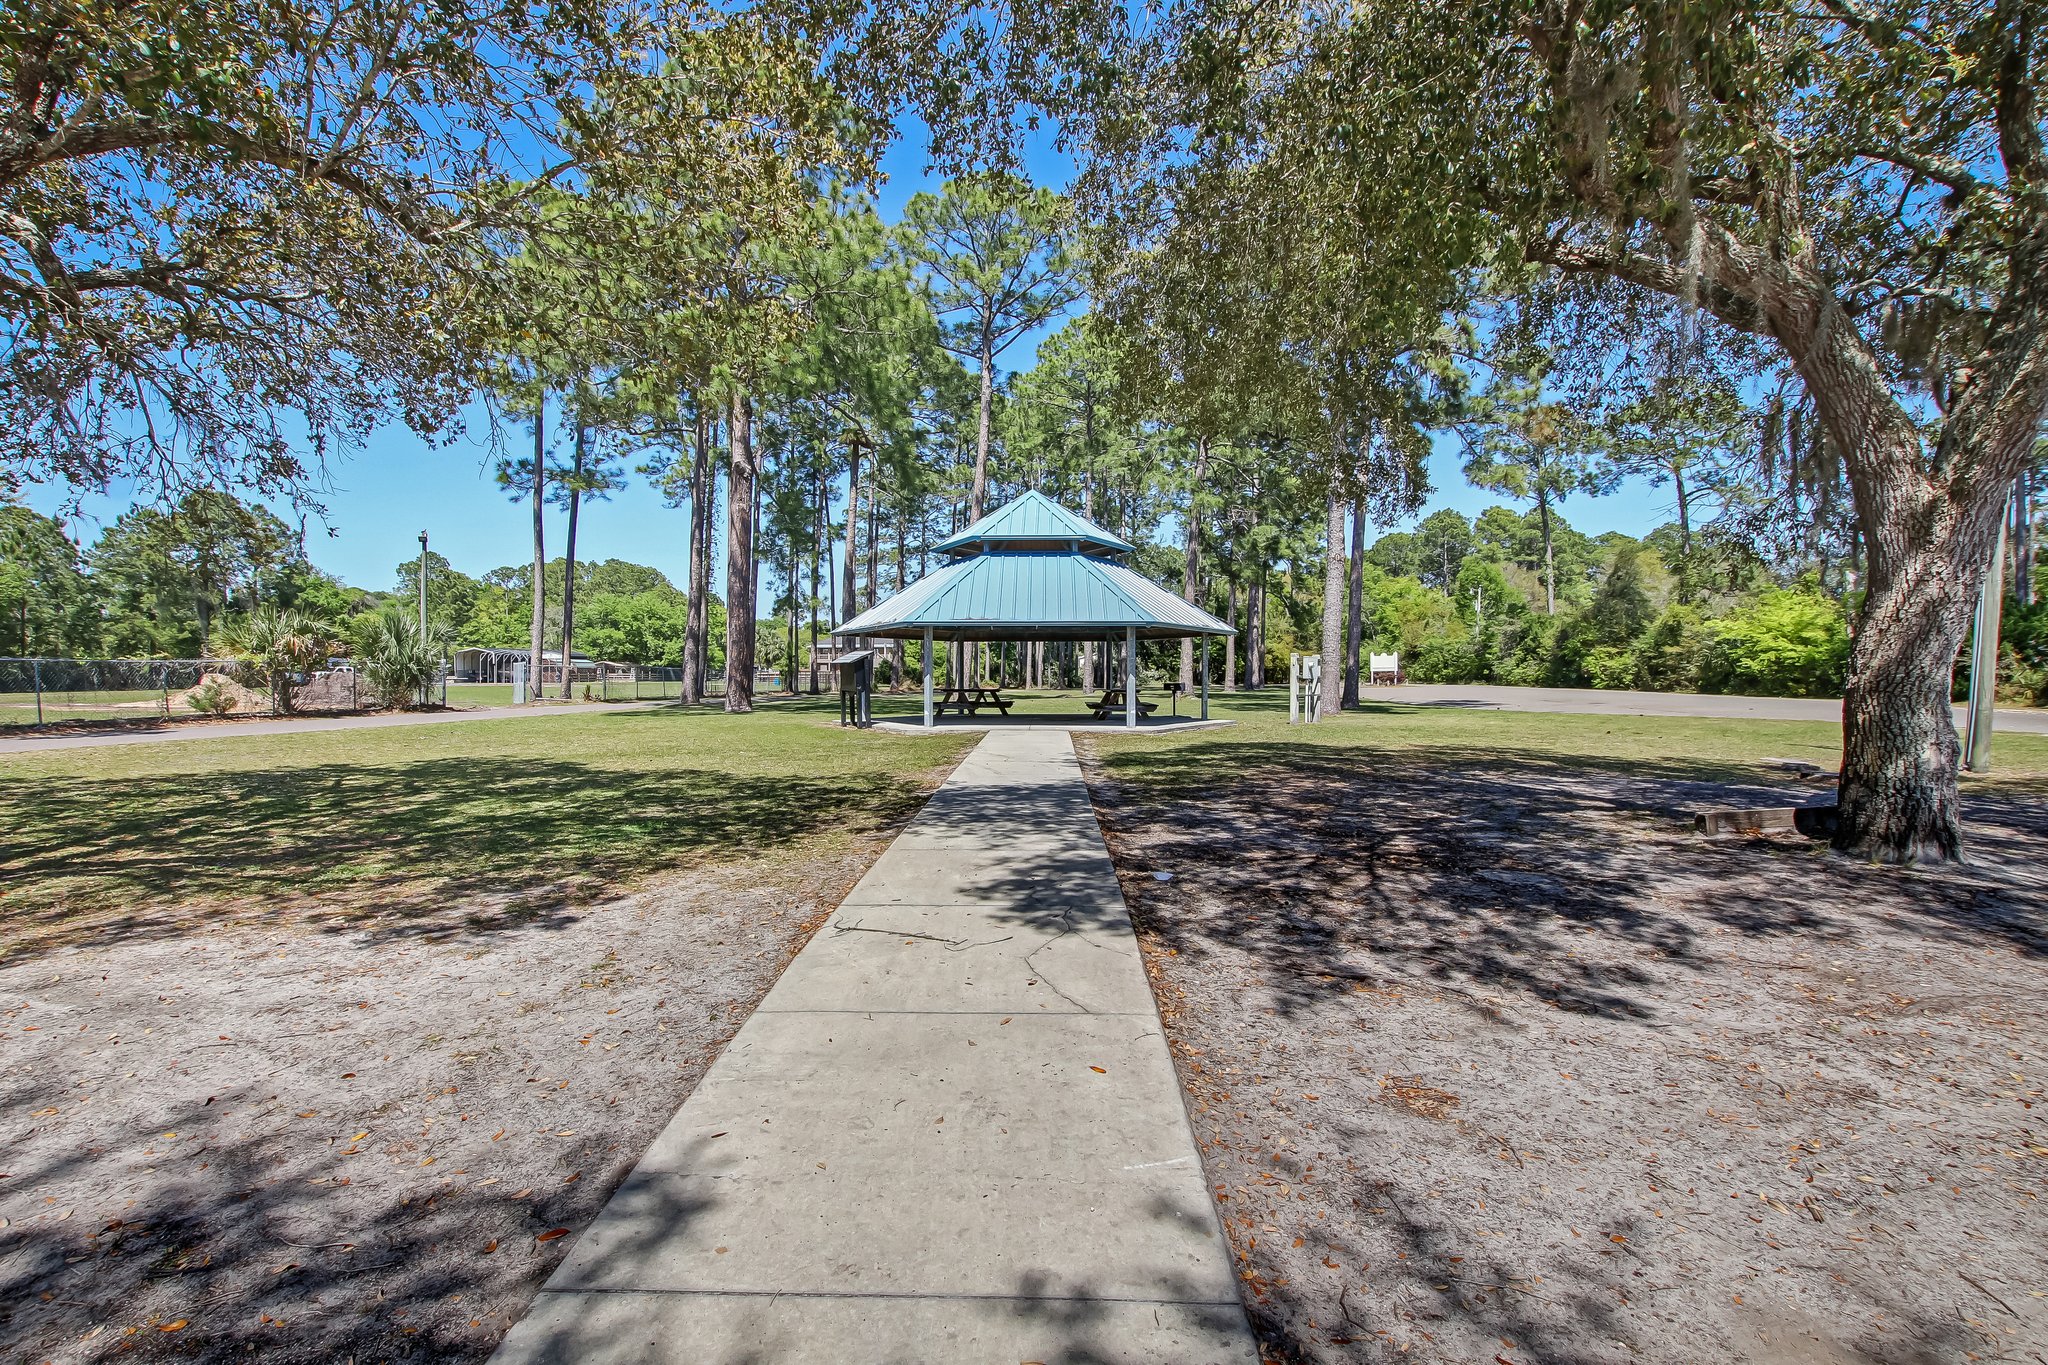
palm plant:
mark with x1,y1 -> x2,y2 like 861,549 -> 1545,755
353,607 -> 441,710
227,608 -> 330,715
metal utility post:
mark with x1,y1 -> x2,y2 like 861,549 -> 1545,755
1965,513 -> 2009,772
417,531 -> 431,707
923,627 -> 935,729
1125,626 -> 1138,728
1200,635 -> 1210,720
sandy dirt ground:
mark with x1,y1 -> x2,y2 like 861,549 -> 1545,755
1083,745 -> 2048,1365
0,852 -> 888,1364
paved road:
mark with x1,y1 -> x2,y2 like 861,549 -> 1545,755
0,700 -> 669,755
1378,683 -> 2048,735
493,728 -> 1257,1365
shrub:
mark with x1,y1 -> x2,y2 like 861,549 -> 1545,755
1635,604 -> 1709,692
351,607 -> 440,709
186,679 -> 238,716
1581,644 -> 1641,690
1407,638 -> 1479,683
1700,590 -> 1850,698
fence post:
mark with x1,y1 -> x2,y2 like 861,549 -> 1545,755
32,658 -> 42,727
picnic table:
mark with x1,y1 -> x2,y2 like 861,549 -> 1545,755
935,685 -> 1012,718
1086,688 -> 1157,721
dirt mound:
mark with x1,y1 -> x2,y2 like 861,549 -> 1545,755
293,669 -> 361,710
171,671 -> 271,715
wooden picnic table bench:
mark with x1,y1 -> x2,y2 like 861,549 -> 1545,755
935,685 -> 1012,718
1086,689 -> 1157,720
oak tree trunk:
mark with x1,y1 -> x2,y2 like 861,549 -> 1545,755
724,390 -> 757,714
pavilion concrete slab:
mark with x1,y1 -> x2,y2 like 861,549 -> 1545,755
492,728 -> 1255,1365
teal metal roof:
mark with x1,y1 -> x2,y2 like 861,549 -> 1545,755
835,551 -> 1234,642
933,489 -> 1136,558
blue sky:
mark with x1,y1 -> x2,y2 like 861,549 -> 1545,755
26,118 -> 1679,607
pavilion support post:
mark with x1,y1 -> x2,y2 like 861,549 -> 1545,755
923,628 -> 934,729
1125,626 -> 1137,729
1200,635 -> 1210,720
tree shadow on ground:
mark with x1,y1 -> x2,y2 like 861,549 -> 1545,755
0,756 -> 936,962
1081,738 -> 2046,1365
1088,740 -> 2046,1028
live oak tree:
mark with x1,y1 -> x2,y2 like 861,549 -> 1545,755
1114,0 -> 2039,859
874,0 -> 2045,862
0,0 -> 638,498
2,1 -> 862,510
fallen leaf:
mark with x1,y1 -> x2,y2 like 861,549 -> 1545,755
296,1111 -> 318,1119
535,1228 -> 570,1243
512,1188 -> 533,1198
563,1172 -> 580,1184
1090,1066 -> 1107,1074
482,1239 -> 499,1254
159,1321 -> 188,1332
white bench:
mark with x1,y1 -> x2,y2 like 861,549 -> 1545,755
1367,651 -> 1402,685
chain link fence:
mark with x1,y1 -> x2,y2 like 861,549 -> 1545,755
0,658 -> 352,728
0,658 -> 731,729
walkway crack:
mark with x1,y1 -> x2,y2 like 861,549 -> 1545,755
832,920 -> 1014,953
1024,910 -> 1093,1013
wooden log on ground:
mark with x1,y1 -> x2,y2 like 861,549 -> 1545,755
1695,804 -> 1839,839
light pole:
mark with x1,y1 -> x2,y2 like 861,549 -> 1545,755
418,531 -> 431,706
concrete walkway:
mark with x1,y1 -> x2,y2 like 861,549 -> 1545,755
1380,682 -> 2048,735
494,729 -> 1257,1365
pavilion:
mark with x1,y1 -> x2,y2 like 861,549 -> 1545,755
833,491 -> 1234,729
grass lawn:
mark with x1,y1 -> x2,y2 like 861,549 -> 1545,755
1076,690 -> 2048,1364
0,699 -> 973,1363
0,697 -> 972,958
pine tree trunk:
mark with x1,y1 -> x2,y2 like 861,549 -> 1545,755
724,390 -> 757,714
2014,469 -> 2036,606
1318,477 -> 1346,717
527,395 -> 546,702
1223,579 -> 1238,691
682,402 -> 713,705
1180,435 -> 1208,692
971,329 -> 994,520
1537,488 -> 1556,616
559,422 -> 586,700
1247,576 -> 1266,689
1344,501 -> 1365,707
810,469 -> 824,695
843,437 -> 861,623
890,509 -> 907,689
